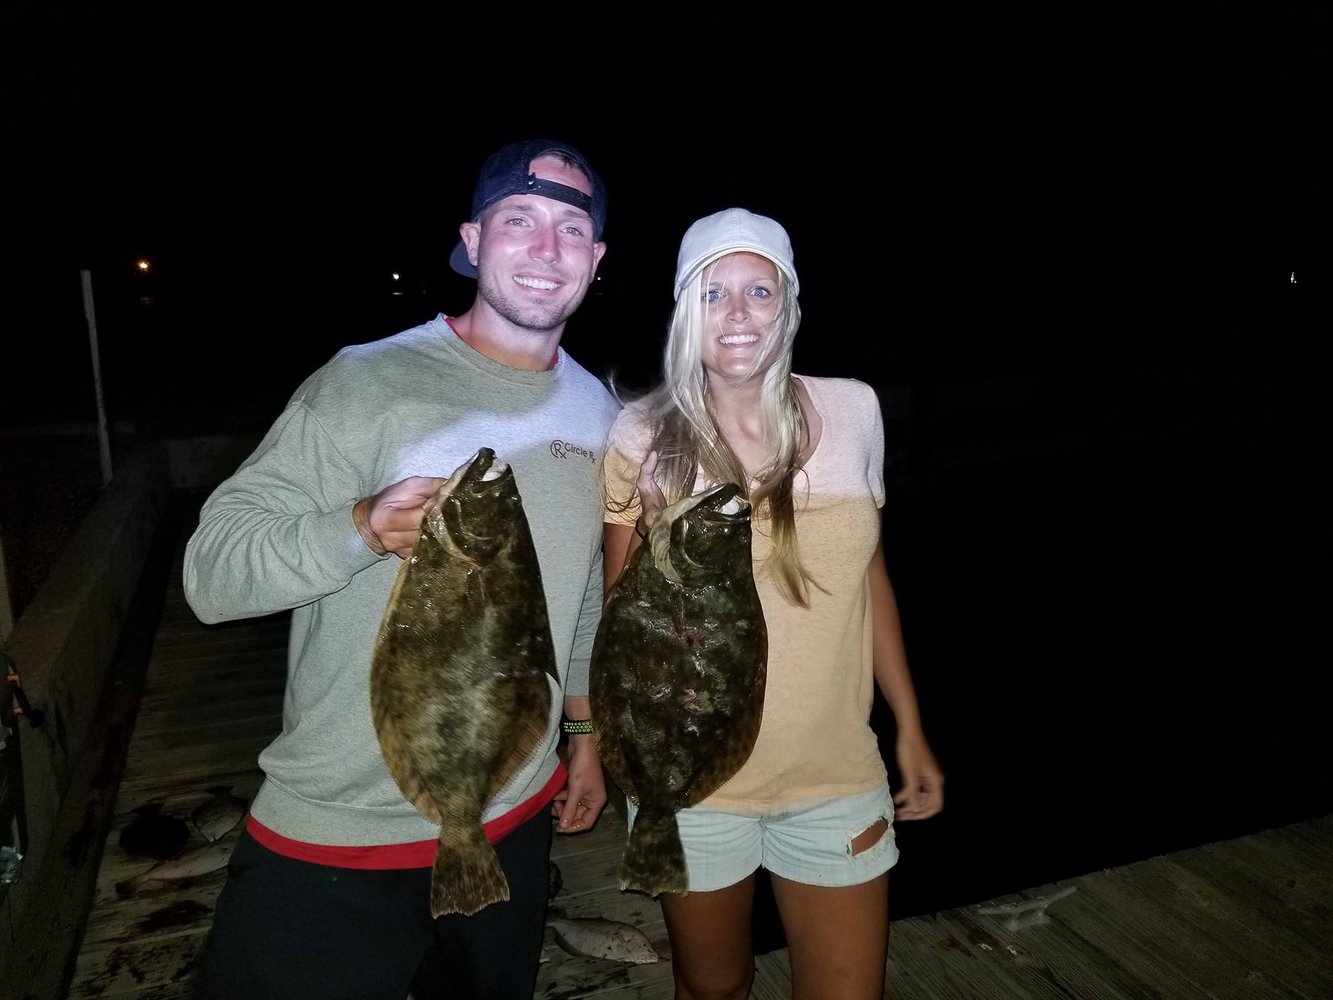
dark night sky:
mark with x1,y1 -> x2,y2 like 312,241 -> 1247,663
3,3 -> 1331,429
4,4 -> 1332,918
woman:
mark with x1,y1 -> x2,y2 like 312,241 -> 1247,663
599,208 -> 945,1000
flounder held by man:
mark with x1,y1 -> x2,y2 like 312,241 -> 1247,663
590,482 -> 767,896
370,447 -> 557,917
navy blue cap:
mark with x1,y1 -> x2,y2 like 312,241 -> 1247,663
449,138 -> 608,278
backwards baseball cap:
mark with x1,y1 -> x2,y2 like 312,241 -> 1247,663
673,208 -> 799,301
449,138 -> 608,278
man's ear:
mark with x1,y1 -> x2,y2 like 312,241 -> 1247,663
459,221 -> 481,269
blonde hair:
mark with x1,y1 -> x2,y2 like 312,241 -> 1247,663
632,257 -> 819,606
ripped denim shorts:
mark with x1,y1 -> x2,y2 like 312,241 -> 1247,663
626,782 -> 898,892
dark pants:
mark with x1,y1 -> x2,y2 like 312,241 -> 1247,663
192,809 -> 552,1000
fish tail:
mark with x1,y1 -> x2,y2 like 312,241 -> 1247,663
618,806 -> 688,897
430,832 -> 511,918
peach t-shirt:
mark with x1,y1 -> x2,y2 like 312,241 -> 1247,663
600,375 -> 889,811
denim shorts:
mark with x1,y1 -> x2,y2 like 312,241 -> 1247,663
627,783 -> 899,892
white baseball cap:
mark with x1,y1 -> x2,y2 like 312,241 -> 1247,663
672,208 -> 799,301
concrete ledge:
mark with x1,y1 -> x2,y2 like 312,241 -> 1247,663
0,441 -> 172,976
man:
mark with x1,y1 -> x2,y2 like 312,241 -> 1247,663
183,138 -> 617,999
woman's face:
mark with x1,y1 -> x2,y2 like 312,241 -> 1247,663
698,251 -> 781,383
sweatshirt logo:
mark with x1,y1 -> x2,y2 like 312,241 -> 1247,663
550,440 -> 598,464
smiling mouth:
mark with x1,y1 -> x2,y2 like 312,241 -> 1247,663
514,275 -> 559,291
717,334 -> 758,346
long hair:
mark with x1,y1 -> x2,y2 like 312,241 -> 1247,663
634,259 -> 818,607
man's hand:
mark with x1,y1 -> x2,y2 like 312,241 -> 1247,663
352,476 -> 446,558
635,450 -> 666,536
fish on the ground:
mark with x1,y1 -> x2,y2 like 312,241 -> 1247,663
590,482 -> 767,897
548,913 -> 659,965
191,784 -> 249,842
114,837 -> 236,895
118,802 -> 189,860
371,447 -> 557,918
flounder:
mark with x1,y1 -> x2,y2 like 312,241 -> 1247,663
590,482 -> 767,896
370,447 -> 557,917
547,911 -> 660,964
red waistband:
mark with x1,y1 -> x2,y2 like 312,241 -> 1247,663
245,763 -> 566,869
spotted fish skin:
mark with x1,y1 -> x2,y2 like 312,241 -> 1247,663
590,482 -> 767,896
370,447 -> 557,917
548,913 -> 659,964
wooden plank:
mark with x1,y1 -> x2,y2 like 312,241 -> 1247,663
1088,856 -> 1304,999
65,598 -> 280,1000
82,870 -> 225,945
751,949 -> 792,999
881,912 -> 1040,999
538,810 -> 677,998
63,505 -> 1333,1000
126,700 -> 285,743
1013,868 -> 1217,999
146,626 -> 288,656
941,891 -> 1152,1000
1203,822 -> 1333,902
0,521 -> 176,1000
1172,834 -> 1333,958
68,926 -> 208,1000
115,766 -> 267,809
136,653 -> 287,688
123,731 -> 279,773
1132,853 -> 1333,997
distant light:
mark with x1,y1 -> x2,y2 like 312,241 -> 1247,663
391,272 -> 401,281
1290,270 -> 1297,285
136,259 -> 151,273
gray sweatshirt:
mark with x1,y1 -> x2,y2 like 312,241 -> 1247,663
183,315 -> 621,847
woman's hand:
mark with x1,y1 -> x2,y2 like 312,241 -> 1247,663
552,734 -> 608,834
893,732 -> 945,820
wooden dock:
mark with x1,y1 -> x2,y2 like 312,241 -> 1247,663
58,518 -> 1333,999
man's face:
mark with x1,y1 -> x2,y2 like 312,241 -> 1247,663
461,154 -> 607,332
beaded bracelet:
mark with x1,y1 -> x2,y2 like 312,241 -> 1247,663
561,718 -> 594,736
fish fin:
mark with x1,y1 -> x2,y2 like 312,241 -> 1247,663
372,706 -> 443,824
589,710 -> 639,803
430,828 -> 509,917
592,759 -> 632,809
678,708 -> 765,807
618,803 -> 688,897
589,731 -> 629,800
489,711 -> 549,801
369,557 -> 426,811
